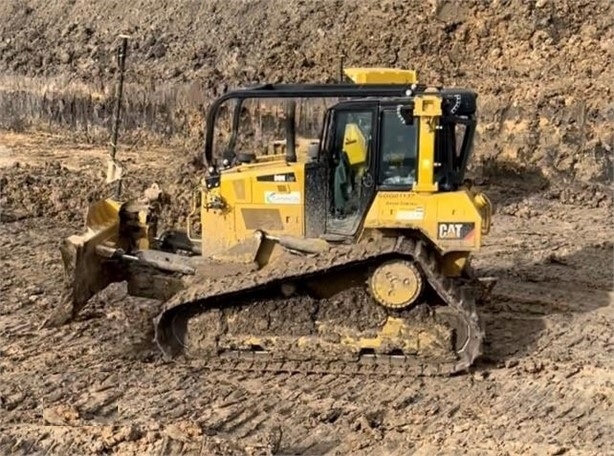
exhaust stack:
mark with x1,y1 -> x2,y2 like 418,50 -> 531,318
285,100 -> 297,163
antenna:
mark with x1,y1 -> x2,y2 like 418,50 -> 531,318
338,52 -> 345,84
107,34 -> 130,199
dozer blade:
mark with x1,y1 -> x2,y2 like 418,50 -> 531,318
43,199 -> 124,327
153,236 -> 487,377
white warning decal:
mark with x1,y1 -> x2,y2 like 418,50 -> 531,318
396,207 -> 424,221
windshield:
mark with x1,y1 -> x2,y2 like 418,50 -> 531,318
378,109 -> 418,186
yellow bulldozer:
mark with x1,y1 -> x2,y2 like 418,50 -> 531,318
55,68 -> 496,376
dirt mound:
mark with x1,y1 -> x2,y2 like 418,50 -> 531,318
0,0 -> 612,187
0,161 -> 104,223
1,1 -> 611,89
0,155 -> 204,230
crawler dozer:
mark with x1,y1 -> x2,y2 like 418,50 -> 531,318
56,68 -> 495,376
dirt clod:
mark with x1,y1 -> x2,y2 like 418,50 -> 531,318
42,404 -> 81,426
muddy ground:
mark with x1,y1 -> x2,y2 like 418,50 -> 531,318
0,134 -> 613,455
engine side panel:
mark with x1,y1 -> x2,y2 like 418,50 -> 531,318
201,161 -> 307,255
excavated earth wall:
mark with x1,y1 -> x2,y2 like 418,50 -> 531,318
0,0 -> 612,186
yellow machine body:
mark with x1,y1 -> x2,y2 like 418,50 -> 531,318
200,161 -> 489,275
199,88 -> 491,277
55,67 -> 495,376
344,67 -> 418,84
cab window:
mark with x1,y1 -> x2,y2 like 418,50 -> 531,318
378,110 -> 418,187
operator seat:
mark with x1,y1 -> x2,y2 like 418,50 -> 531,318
333,151 -> 353,215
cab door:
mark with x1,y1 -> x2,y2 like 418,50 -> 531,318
323,104 -> 378,236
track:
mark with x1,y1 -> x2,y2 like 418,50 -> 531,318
153,237 -> 484,377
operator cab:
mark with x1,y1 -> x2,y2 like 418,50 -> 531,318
318,94 -> 477,236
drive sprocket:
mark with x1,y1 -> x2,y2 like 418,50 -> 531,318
368,259 -> 424,309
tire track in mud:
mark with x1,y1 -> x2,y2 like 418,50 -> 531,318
480,279 -> 613,364
1,203 -> 613,454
